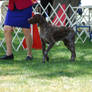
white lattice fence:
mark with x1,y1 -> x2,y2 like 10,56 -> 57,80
0,1 -> 92,52
73,6 -> 92,43
34,3 -> 92,43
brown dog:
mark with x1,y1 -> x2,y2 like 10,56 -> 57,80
28,14 -> 76,63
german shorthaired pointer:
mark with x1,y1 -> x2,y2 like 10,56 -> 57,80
28,14 -> 76,63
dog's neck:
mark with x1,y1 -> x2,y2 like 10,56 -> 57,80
38,16 -> 49,27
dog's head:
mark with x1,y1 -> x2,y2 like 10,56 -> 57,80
28,14 -> 44,24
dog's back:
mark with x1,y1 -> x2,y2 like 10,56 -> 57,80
40,23 -> 75,42
52,26 -> 75,41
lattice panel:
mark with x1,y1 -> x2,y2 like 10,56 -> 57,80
0,1 -> 92,52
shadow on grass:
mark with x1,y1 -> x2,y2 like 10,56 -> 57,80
0,40 -> 92,79
0,56 -> 92,79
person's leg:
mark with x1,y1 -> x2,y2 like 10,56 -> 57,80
22,28 -> 33,57
4,25 -> 13,55
0,25 -> 14,60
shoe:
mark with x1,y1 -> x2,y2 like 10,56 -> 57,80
0,54 -> 14,60
26,56 -> 33,61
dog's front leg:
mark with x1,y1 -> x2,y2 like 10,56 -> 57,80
44,42 -> 55,61
41,39 -> 46,63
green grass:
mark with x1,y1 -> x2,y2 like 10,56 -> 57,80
0,40 -> 92,92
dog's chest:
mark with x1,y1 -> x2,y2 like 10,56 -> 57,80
40,31 -> 48,40
40,29 -> 53,42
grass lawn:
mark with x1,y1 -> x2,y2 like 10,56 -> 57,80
0,40 -> 92,92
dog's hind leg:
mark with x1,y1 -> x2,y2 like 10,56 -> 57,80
63,39 -> 76,61
41,39 -> 49,63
